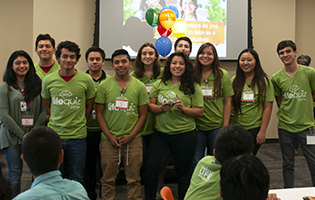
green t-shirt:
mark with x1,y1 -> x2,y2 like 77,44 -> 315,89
272,65 -> 315,133
184,156 -> 222,200
34,61 -> 60,80
41,70 -> 95,140
95,76 -> 149,139
195,69 -> 234,130
130,69 -> 163,136
86,70 -> 108,131
149,79 -> 204,134
230,76 -> 274,130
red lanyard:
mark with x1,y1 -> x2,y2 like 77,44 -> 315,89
17,82 -> 30,110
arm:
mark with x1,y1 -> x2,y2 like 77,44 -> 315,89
148,97 -> 172,113
42,98 -> 51,116
312,90 -> 315,102
174,100 -> 203,117
85,97 -> 94,122
119,104 -> 148,145
256,102 -> 273,144
95,103 -> 122,148
275,96 -> 281,109
33,98 -> 47,128
223,96 -> 232,126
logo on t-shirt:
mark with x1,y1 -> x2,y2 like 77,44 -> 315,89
198,165 -> 214,181
52,90 -> 82,109
158,91 -> 178,110
283,85 -> 307,101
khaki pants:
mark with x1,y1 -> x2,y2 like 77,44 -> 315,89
100,136 -> 143,200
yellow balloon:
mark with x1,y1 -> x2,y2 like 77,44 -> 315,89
159,9 -> 176,29
171,19 -> 188,38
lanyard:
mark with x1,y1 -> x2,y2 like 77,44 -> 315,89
17,82 -> 30,110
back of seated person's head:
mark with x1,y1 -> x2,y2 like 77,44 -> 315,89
214,125 -> 253,164
22,126 -> 62,177
297,55 -> 311,66
220,155 -> 270,200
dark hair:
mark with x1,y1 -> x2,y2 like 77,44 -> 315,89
214,125 -> 253,164
174,36 -> 192,52
85,46 -> 106,62
297,55 -> 311,66
180,0 -> 198,19
55,41 -> 81,59
22,126 -> 62,176
3,50 -> 41,102
133,42 -> 161,79
220,155 -> 270,200
35,33 -> 55,49
162,52 -> 196,95
277,40 -> 297,54
195,43 -> 223,97
111,49 -> 131,63
0,162 -> 12,200
232,49 -> 270,119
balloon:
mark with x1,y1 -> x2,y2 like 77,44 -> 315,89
171,19 -> 188,38
155,37 -> 172,57
157,24 -> 172,37
159,9 -> 176,29
146,8 -> 160,27
161,5 -> 179,18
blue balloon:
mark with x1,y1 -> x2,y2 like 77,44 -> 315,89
155,37 -> 172,57
161,5 -> 179,18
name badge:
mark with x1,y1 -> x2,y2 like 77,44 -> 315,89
115,99 -> 128,110
201,88 -> 212,97
146,85 -> 153,94
21,117 -> 33,127
307,136 -> 315,145
243,92 -> 254,102
20,101 -> 27,112
92,110 -> 96,120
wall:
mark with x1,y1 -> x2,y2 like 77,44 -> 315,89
0,0 -> 314,138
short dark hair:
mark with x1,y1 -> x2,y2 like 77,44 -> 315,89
297,55 -> 311,66
55,41 -> 81,59
85,46 -> 106,62
214,125 -> 253,164
220,155 -> 270,200
22,126 -> 62,176
111,49 -> 130,63
35,33 -> 56,49
277,40 -> 296,54
174,36 -> 192,52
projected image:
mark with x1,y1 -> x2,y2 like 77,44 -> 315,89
123,0 -> 227,57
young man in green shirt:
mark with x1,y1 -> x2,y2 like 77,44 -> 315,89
41,41 -> 95,184
272,40 -> 315,188
84,46 -> 107,200
95,49 -> 148,200
34,34 -> 60,80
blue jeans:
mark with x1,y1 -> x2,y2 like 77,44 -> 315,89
144,130 -> 197,200
278,129 -> 315,188
192,128 -> 220,170
59,138 -> 86,184
3,144 -> 23,197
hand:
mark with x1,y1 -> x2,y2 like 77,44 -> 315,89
256,130 -> 266,145
161,100 -> 172,112
119,134 -> 135,146
108,135 -> 122,148
267,193 -> 280,200
174,94 -> 186,112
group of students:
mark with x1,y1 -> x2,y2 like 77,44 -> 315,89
1,32 -> 315,200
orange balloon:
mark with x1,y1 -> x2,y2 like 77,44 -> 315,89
159,9 -> 176,29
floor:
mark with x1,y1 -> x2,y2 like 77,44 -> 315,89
0,142 -> 312,200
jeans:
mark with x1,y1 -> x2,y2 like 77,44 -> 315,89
3,144 -> 23,197
84,130 -> 102,200
192,128 -> 220,170
278,128 -> 315,188
144,130 -> 197,200
59,138 -> 86,184
247,127 -> 262,156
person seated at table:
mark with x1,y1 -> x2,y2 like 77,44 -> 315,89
184,125 -> 253,200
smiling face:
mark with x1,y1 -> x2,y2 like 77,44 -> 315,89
182,0 -> 196,15
112,54 -> 132,76
35,40 -> 56,61
170,55 -> 185,78
12,56 -> 29,79
87,51 -> 104,73
239,52 -> 256,75
141,46 -> 157,66
57,48 -> 79,71
175,40 -> 191,56
278,46 -> 297,66
198,46 -> 214,67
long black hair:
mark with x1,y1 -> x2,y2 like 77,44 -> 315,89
232,48 -> 270,119
161,51 -> 196,95
3,50 -> 42,102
